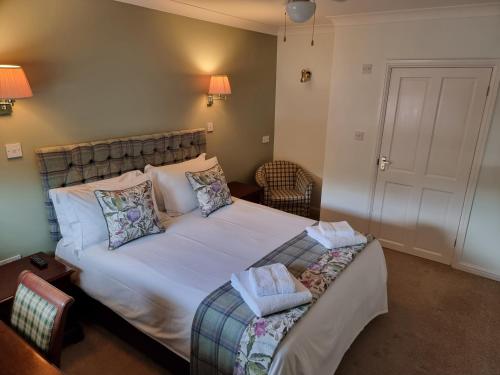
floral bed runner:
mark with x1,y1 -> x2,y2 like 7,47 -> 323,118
191,229 -> 372,375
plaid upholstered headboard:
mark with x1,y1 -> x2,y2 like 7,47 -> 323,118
35,128 -> 207,240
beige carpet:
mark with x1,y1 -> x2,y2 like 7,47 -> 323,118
61,249 -> 500,375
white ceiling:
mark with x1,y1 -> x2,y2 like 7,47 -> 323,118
115,0 -> 499,33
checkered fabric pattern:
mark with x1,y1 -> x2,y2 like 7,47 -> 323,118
35,129 -> 206,240
11,284 -> 58,354
255,161 -> 313,217
191,229 -> 326,375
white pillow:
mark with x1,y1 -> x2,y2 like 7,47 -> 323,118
49,170 -> 147,252
145,153 -> 206,212
145,154 -> 218,216
49,190 -> 78,247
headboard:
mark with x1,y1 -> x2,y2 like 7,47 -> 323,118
35,128 -> 207,241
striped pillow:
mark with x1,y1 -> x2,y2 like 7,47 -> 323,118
11,284 -> 58,353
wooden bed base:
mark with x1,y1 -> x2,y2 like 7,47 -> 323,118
70,286 -> 189,374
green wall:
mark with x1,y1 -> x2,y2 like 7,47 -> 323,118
0,0 -> 277,260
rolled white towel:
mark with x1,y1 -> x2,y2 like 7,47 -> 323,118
318,221 -> 354,237
249,263 -> 296,297
306,226 -> 367,249
231,271 -> 312,317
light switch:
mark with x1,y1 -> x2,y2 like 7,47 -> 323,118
354,131 -> 365,141
362,64 -> 373,74
5,143 -> 23,159
262,135 -> 270,144
207,122 -> 214,132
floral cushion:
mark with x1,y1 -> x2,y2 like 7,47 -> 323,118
94,180 -> 165,249
185,164 -> 233,217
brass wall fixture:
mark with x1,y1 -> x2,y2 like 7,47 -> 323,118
300,69 -> 312,83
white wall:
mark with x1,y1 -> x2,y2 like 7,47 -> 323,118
320,13 -> 500,276
462,91 -> 500,277
274,26 -> 334,217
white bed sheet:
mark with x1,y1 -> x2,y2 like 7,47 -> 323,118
56,199 -> 387,374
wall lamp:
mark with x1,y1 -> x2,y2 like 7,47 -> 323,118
207,75 -> 231,107
0,65 -> 33,116
300,69 -> 312,83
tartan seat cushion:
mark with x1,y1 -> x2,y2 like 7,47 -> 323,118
270,189 -> 307,202
264,161 -> 298,189
11,284 -> 58,353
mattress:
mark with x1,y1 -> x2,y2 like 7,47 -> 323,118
56,199 -> 387,374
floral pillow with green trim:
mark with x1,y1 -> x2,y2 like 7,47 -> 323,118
94,180 -> 165,249
185,164 -> 233,217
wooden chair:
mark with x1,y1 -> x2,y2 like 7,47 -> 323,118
10,270 -> 74,367
255,161 -> 313,217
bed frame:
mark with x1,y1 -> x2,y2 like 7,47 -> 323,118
70,285 -> 189,374
35,129 -> 206,373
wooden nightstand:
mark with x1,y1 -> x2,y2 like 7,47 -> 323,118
228,181 -> 263,204
0,252 -> 82,344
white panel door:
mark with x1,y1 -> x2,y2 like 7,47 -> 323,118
371,67 -> 491,264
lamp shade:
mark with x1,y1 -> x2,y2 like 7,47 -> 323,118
0,65 -> 33,99
286,0 -> 316,23
208,75 -> 231,95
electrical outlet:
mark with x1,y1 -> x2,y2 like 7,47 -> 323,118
5,143 -> 23,159
354,131 -> 365,141
207,122 -> 214,132
262,135 -> 270,144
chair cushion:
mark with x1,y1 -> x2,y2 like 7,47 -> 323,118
270,189 -> 306,202
11,284 -> 58,353
264,161 -> 297,189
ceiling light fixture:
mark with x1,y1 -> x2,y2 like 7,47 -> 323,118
286,0 -> 316,23
283,0 -> 317,46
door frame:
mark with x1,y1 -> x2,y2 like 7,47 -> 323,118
368,59 -> 500,276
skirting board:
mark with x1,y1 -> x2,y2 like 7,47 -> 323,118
0,254 -> 21,266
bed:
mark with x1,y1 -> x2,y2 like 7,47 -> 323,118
36,129 -> 388,375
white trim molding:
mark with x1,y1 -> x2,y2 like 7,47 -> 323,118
328,3 -> 500,27
113,0 -> 278,35
278,24 -> 334,37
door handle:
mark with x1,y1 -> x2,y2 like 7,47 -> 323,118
379,156 -> 391,171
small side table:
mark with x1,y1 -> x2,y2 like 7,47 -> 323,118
228,181 -> 263,204
0,252 -> 82,344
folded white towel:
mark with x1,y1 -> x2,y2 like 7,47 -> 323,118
306,226 -> 367,249
249,263 -> 296,297
231,271 -> 312,317
318,221 -> 354,237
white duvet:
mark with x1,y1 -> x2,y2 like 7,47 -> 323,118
56,199 -> 387,375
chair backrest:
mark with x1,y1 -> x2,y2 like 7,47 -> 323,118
10,270 -> 74,367
263,161 -> 298,189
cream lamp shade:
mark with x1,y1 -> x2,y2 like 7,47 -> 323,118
207,75 -> 231,106
0,65 -> 33,115
208,75 -> 231,95
0,65 -> 33,99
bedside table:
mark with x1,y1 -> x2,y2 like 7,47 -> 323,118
0,252 -> 82,344
228,181 -> 263,204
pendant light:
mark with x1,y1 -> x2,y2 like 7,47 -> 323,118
286,0 -> 316,23
283,0 -> 317,46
